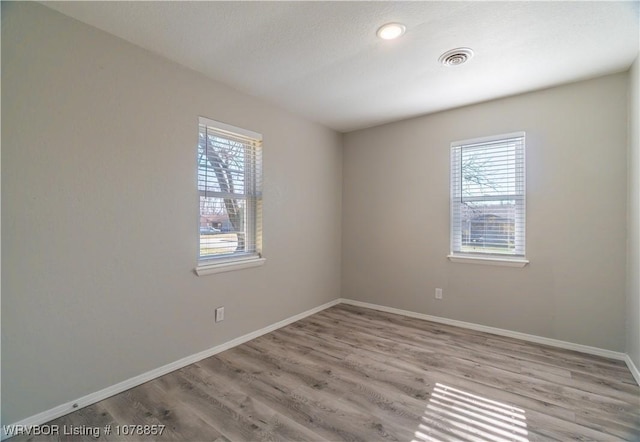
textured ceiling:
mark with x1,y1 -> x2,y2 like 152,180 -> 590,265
44,1 -> 639,133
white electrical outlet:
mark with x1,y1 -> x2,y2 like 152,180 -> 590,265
435,288 -> 443,300
215,307 -> 225,322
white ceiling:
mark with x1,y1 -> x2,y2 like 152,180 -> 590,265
44,1 -> 639,133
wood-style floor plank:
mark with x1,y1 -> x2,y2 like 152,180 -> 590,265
8,304 -> 640,441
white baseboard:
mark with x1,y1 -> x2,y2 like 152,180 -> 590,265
626,354 -> 640,386
1,299 -> 340,440
339,298 -> 627,361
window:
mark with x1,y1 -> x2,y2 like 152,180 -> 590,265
196,117 -> 263,275
449,132 -> 527,266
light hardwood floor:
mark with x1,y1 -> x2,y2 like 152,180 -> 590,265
9,304 -> 640,441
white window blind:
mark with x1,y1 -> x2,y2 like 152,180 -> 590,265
450,132 -> 525,258
197,117 -> 262,263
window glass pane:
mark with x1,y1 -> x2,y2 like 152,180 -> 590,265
460,200 -> 516,254
198,127 -> 248,196
461,142 -> 517,198
199,196 -> 246,257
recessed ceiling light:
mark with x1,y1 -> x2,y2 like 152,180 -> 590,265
376,23 -> 406,40
438,47 -> 475,66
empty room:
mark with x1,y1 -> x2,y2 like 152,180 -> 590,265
2,1 -> 639,441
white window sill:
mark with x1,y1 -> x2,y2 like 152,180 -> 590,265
447,255 -> 529,268
196,257 -> 266,276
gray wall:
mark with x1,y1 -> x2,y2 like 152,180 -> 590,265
1,2 -> 342,425
343,73 -> 629,352
628,55 -> 640,371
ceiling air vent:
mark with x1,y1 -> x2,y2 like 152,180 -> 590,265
438,47 -> 474,67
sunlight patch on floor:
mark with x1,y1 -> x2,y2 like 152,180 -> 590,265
412,383 -> 529,442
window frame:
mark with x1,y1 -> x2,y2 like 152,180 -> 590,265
195,117 -> 265,276
448,132 -> 529,267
